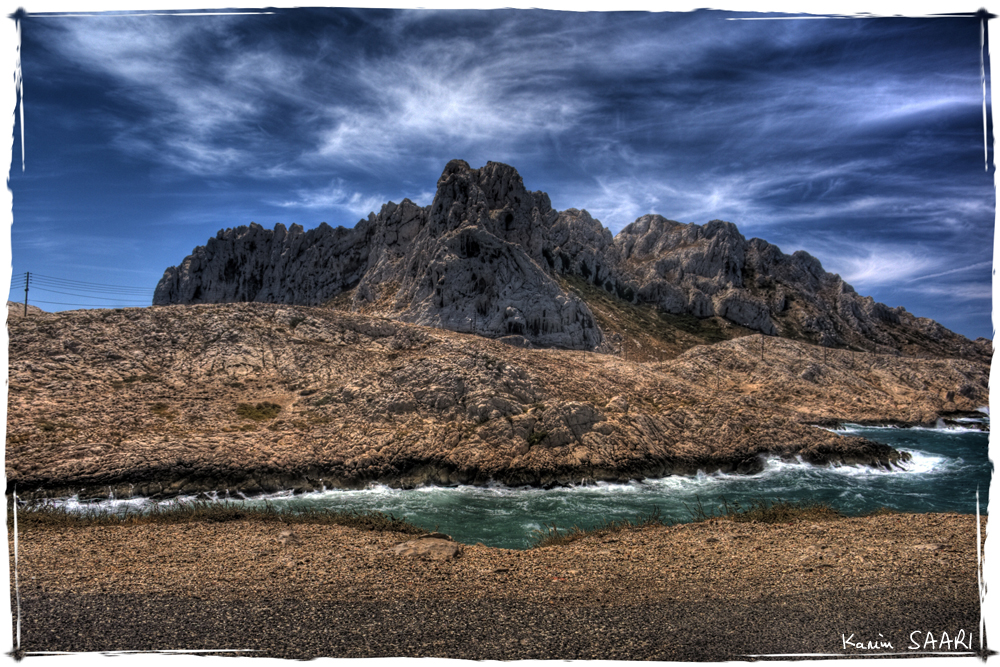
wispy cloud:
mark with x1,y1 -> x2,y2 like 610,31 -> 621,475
40,15 -> 314,176
902,283 -> 993,301
908,260 -> 993,283
270,181 -> 386,218
310,39 -> 593,169
829,248 -> 940,288
790,235 -> 992,311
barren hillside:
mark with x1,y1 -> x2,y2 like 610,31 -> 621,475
6,303 -> 987,499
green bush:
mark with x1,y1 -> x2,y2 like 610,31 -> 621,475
235,402 -> 282,421
685,496 -> 843,524
36,419 -> 57,432
150,402 -> 174,420
527,430 -> 549,447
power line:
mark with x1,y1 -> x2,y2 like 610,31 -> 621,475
28,299 -> 150,307
8,275 -> 155,292
31,280 -> 153,297
28,286 -> 153,302
29,283 -> 153,296
29,279 -> 154,295
9,271 -> 155,312
28,272 -> 157,292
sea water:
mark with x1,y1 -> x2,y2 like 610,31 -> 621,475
43,414 -> 991,550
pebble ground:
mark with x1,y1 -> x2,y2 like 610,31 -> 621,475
10,512 -> 986,660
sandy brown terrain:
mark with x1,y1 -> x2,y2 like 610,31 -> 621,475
6,303 -> 988,499
9,512 -> 986,659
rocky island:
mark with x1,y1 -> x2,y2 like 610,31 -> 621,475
5,160 -> 990,500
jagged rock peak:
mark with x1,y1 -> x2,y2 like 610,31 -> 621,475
436,159 -> 549,210
155,160 -> 603,351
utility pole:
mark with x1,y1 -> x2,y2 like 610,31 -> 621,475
22,271 -> 29,316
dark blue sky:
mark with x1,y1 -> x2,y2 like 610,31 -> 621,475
7,9 -> 994,340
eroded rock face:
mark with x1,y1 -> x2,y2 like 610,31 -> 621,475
155,160 -> 985,360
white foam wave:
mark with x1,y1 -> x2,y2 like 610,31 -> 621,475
906,425 -> 985,435
897,450 -> 950,474
589,480 -> 645,494
827,422 -> 987,436
817,424 -> 876,435
644,469 -> 743,491
809,449 -> 948,477
42,493 -> 187,514
32,442 -> 962,522
244,489 -> 298,503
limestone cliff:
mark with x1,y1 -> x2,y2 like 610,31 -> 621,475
154,160 -> 987,361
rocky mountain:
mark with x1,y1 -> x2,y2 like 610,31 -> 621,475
6,303 -> 988,499
154,160 -> 989,362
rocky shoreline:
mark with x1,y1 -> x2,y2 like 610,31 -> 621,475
1,444 -> 912,502
11,444 -> 910,502
9,159 -> 990,506
808,416 -> 989,435
6,303 -> 987,501
10,421 -> 922,502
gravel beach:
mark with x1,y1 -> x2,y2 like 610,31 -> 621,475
9,512 -> 986,660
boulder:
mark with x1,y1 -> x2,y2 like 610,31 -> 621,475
391,536 -> 463,561
277,529 -> 300,547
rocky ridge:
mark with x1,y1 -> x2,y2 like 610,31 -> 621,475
7,300 -> 46,319
154,160 -> 989,361
6,303 -> 988,499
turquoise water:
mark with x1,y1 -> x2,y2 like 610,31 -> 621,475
49,416 -> 991,549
